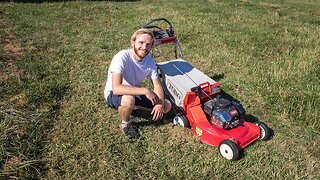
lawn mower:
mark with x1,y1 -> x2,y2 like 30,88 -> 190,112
142,18 -> 271,160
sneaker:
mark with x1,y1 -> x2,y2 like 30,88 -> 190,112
121,122 -> 140,139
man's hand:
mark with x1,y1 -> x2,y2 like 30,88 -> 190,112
151,103 -> 164,121
145,89 -> 159,105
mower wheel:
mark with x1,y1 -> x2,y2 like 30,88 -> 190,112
173,115 -> 190,128
254,121 -> 271,141
218,140 -> 239,161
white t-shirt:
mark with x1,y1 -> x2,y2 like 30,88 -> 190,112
104,49 -> 159,100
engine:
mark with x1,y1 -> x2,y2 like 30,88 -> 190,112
203,96 -> 245,129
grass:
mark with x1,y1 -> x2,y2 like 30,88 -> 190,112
0,0 -> 319,179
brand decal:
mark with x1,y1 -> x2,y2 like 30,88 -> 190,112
167,81 -> 182,100
196,126 -> 202,136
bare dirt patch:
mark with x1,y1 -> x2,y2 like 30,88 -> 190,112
1,34 -> 23,80
1,25 -> 26,105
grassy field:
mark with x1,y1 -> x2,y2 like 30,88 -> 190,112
1,0 -> 319,179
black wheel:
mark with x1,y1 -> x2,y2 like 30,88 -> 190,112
173,115 -> 190,128
254,121 -> 271,141
218,140 -> 239,161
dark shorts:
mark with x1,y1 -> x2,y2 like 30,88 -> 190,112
106,91 -> 153,109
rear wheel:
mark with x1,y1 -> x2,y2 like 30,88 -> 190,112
173,115 -> 190,128
254,121 -> 271,141
218,140 -> 239,161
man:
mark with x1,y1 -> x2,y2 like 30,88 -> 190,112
104,29 -> 172,139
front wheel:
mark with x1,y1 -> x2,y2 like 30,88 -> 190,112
218,140 -> 239,161
173,115 -> 190,128
254,121 -> 271,141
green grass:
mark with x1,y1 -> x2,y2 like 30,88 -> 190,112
1,0 -> 319,179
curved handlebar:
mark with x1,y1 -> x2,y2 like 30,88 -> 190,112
143,18 -> 173,29
143,25 -> 162,30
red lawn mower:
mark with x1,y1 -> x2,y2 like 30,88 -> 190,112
143,18 -> 271,160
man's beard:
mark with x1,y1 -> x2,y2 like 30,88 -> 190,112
133,45 -> 149,59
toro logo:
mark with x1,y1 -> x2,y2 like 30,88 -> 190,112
196,126 -> 202,136
168,81 -> 182,100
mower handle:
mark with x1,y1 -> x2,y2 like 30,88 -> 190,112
143,25 -> 163,30
143,18 -> 173,29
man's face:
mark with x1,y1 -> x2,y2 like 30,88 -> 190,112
131,34 -> 153,60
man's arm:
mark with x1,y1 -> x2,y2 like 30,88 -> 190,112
152,78 -> 165,105
112,72 -> 159,104
150,78 -> 165,120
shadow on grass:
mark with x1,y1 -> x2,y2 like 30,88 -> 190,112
210,73 -> 225,82
132,109 -> 174,127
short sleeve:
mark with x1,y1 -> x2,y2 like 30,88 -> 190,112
109,51 -> 125,75
148,61 -> 159,80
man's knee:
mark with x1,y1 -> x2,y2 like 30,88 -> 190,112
164,99 -> 172,113
120,95 -> 135,108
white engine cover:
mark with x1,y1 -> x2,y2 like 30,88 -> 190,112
157,59 -> 217,107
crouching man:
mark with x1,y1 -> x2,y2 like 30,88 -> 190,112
104,29 -> 172,139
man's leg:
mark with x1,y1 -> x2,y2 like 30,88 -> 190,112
118,95 -> 135,123
106,92 -> 140,139
118,95 -> 140,139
